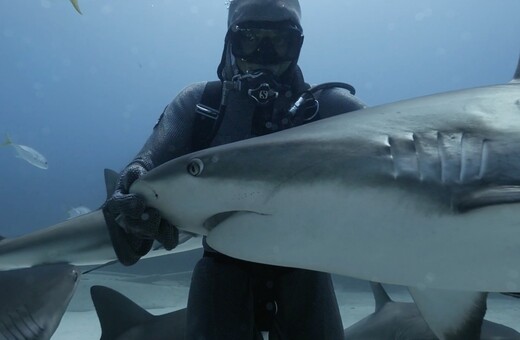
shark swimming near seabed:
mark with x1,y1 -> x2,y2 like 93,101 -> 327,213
0,264 -> 80,340
343,282 -> 520,339
91,284 -> 520,340
127,55 -> 520,339
0,57 -> 519,339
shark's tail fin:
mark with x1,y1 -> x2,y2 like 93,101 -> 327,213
91,285 -> 153,340
369,281 -> 391,312
1,134 -> 12,147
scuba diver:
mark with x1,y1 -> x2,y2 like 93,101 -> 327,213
103,0 -> 366,339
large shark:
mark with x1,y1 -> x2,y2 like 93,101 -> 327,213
0,264 -> 80,340
131,57 -> 520,292
127,56 -> 520,338
344,282 -> 520,339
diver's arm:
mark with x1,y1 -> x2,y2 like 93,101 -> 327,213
131,82 -> 207,170
103,82 -> 206,266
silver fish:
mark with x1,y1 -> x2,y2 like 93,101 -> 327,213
2,135 -> 48,169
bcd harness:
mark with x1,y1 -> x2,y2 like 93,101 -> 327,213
192,78 -> 356,151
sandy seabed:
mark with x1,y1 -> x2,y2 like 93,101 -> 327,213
52,271 -> 520,339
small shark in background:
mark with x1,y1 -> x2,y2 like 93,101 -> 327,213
1,135 -> 48,169
67,206 -> 92,220
344,282 -> 520,340
0,264 -> 80,340
69,0 -> 82,14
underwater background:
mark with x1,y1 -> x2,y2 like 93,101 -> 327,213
1,0 -> 519,237
1,1 -> 520,338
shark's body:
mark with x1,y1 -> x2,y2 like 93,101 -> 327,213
344,282 -> 520,339
128,60 -> 520,338
0,264 -> 80,340
131,66 -> 520,293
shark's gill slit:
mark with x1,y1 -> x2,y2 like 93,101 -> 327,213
436,131 -> 449,183
459,132 -> 467,183
387,136 -> 397,178
19,305 -> 42,337
412,133 -> 423,180
478,139 -> 490,179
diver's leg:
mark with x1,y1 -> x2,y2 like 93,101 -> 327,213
185,255 -> 256,340
273,269 -> 344,340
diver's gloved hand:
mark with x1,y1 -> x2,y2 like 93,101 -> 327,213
102,162 -> 179,265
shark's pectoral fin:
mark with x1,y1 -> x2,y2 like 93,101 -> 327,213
409,287 -> 487,340
454,185 -> 520,212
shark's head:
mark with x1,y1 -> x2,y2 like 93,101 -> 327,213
0,264 -> 80,339
131,139 -> 289,235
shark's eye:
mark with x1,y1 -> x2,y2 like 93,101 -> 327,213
187,158 -> 204,176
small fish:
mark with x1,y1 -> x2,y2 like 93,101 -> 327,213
67,206 -> 92,219
1,135 -> 49,169
69,0 -> 82,14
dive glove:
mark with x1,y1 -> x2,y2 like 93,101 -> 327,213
103,162 -> 179,265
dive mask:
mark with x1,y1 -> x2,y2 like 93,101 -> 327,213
229,21 -> 303,65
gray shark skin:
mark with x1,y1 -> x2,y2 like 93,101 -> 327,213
0,170 -> 202,271
130,59 -> 520,339
90,285 -> 185,340
131,56 -> 520,293
0,264 -> 80,340
344,282 -> 520,340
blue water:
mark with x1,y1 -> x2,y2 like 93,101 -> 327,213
0,0 -> 519,237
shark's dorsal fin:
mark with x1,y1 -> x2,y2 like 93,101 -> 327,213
91,285 -> 153,340
370,282 -> 391,312
103,169 -> 120,199
454,186 -> 520,212
512,54 -> 520,83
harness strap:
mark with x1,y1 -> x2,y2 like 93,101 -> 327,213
192,81 -> 224,151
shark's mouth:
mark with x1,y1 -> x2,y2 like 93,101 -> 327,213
203,210 -> 270,231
